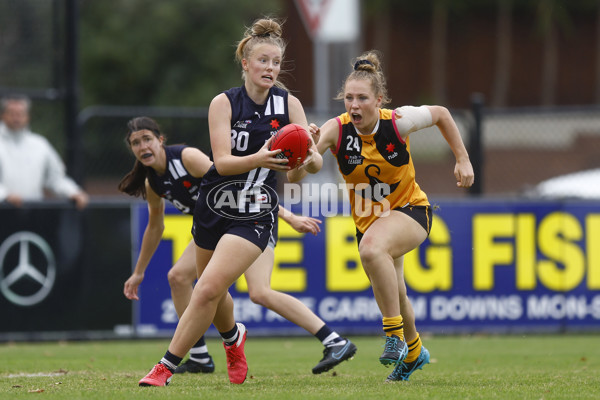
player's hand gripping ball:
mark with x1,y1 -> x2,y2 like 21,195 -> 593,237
269,123 -> 311,169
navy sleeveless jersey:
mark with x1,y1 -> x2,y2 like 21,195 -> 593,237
147,145 -> 201,215
197,85 -> 289,221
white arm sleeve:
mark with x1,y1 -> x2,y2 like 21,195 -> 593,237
394,106 -> 433,136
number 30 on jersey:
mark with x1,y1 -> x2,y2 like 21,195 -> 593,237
231,130 -> 249,151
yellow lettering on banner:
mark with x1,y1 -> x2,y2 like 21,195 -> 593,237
161,210 -> 597,295
163,215 -> 193,262
473,214 -> 515,290
404,215 -> 451,292
588,214 -> 600,289
516,214 -> 537,290
236,220 -> 306,293
270,221 -> 306,292
326,216 -> 370,291
537,212 -> 584,291
235,276 -> 248,292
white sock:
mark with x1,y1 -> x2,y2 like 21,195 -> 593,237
189,344 -> 211,364
323,332 -> 346,347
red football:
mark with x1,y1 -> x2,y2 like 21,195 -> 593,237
269,123 -> 311,169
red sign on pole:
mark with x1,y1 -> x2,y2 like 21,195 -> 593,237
293,0 -> 332,40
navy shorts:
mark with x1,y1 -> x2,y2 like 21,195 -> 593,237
356,205 -> 432,246
192,212 -> 277,252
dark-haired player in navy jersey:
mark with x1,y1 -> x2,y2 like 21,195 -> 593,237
119,116 -> 216,374
138,18 -> 354,388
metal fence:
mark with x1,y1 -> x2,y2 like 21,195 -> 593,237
405,103 -> 600,199
78,103 -> 600,200
77,106 -> 211,197
479,105 -> 600,198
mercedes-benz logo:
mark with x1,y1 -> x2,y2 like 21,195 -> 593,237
0,231 -> 56,306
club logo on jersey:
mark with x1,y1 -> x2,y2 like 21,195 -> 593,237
345,154 -> 364,165
206,180 -> 279,220
353,164 -> 400,201
385,142 -> 399,160
268,118 -> 282,136
183,180 -> 199,197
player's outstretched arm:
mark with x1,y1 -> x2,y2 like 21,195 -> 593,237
278,205 -> 322,235
123,181 -> 165,301
427,105 -> 475,188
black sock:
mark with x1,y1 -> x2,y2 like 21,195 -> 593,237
193,336 -> 206,348
219,324 -> 239,346
315,325 -> 344,346
160,350 -> 182,373
315,325 -> 333,342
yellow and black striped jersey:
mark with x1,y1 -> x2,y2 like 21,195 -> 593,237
332,108 -> 429,233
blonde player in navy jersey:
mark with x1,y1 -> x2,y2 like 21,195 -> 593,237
138,18 -> 354,387
121,116 -> 354,379
289,50 -> 474,382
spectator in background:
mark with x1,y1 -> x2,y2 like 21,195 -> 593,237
0,94 -> 89,209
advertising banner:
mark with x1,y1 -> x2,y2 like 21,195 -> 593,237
0,203 -> 132,339
134,200 -> 600,336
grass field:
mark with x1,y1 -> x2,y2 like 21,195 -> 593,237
1,334 -> 599,400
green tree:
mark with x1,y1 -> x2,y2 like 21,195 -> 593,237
79,0 -> 283,108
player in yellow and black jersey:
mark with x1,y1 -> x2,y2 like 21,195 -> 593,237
334,107 -> 429,235
289,50 -> 474,383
